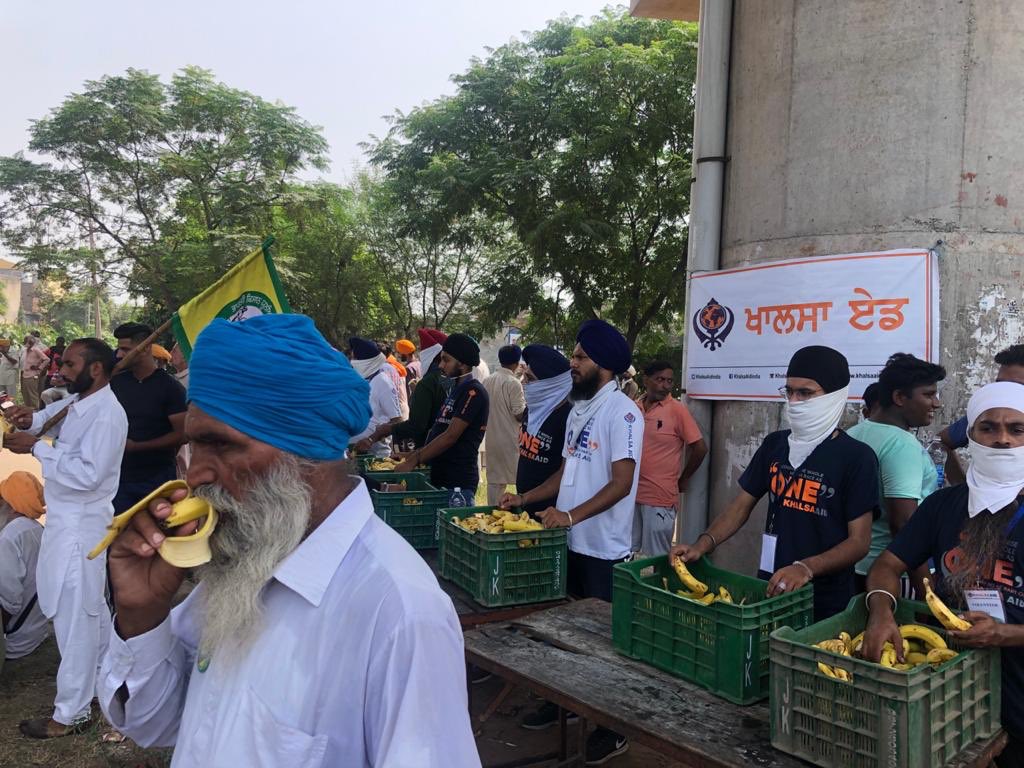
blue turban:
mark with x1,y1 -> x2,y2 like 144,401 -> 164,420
498,344 -> 522,366
576,319 -> 631,375
349,336 -> 379,360
522,344 -> 569,380
190,315 -> 370,460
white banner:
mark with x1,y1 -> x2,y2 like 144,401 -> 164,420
685,249 -> 939,400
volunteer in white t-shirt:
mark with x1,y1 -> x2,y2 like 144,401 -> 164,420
348,337 -> 402,458
501,318 -> 640,763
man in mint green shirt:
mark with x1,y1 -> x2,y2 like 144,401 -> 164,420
848,353 -> 945,594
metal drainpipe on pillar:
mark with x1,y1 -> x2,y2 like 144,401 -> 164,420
676,0 -> 733,552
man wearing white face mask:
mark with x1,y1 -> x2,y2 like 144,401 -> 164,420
671,345 -> 878,620
508,344 -> 573,517
864,381 -> 1024,767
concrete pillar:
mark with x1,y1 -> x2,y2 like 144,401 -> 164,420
711,0 -> 1024,572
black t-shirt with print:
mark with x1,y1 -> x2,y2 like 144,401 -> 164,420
516,401 -> 572,515
110,368 -> 187,481
889,484 -> 1024,739
740,429 -> 880,621
426,377 -> 488,491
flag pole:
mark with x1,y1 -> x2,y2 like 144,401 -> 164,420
38,317 -> 174,435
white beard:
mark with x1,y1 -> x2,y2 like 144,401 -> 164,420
193,454 -> 313,661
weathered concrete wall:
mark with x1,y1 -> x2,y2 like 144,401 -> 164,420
708,0 -> 1024,573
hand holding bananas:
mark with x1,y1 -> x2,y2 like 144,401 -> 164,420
537,506 -> 572,529
105,484 -> 198,638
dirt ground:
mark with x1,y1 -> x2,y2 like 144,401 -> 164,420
0,636 -> 680,767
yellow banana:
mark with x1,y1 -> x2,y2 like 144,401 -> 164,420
880,647 -> 897,668
923,577 -> 972,631
893,663 -> 913,671
833,667 -> 852,682
906,652 -> 928,665
672,557 -> 708,596
503,519 -> 544,532
927,648 -> 958,665
717,586 -> 734,604
899,623 -> 948,651
838,631 -> 852,650
818,662 -> 837,678
816,639 -> 851,656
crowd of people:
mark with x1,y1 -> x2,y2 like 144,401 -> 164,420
0,311 -> 1021,767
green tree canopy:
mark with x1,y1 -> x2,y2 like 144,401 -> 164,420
0,67 -> 328,316
370,9 -> 697,347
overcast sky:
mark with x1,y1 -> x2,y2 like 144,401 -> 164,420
2,0 -> 619,182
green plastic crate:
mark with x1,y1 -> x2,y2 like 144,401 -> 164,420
437,507 -> 567,607
769,596 -> 1001,768
611,555 -> 813,704
365,472 -> 448,549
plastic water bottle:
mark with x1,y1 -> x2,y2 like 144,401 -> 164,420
927,441 -> 946,489
449,487 -> 467,509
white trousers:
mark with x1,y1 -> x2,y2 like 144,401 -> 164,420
51,579 -> 111,725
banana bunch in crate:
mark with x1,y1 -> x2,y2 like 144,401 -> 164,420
367,458 -> 398,471
451,509 -> 544,534
667,557 -> 735,605
816,624 -> 960,682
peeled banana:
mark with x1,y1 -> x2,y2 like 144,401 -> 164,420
672,557 -> 708,596
923,577 -> 972,631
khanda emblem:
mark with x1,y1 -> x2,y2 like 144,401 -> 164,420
692,298 -> 735,351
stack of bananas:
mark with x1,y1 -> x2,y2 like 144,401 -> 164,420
816,624 -> 960,682
670,557 -> 735,605
401,497 -> 423,506
451,509 -> 544,534
367,458 -> 399,472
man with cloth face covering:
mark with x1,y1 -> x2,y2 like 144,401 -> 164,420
864,381 -> 1024,767
671,345 -> 879,621
97,314 -> 479,767
502,319 -> 642,763
394,332 -> 489,498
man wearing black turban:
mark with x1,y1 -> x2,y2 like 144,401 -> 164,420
502,319 -> 641,762
671,345 -> 880,622
394,333 -> 489,498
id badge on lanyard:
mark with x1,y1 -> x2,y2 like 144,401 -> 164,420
962,502 -> 1024,623
759,533 -> 778,573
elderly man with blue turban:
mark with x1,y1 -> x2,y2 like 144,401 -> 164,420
96,314 -> 480,768
502,319 -> 642,762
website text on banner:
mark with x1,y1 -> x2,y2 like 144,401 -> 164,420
685,249 -> 939,401
172,237 -> 291,360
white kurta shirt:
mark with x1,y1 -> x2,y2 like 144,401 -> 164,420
29,386 -> 128,616
99,479 -> 481,768
0,515 -> 48,658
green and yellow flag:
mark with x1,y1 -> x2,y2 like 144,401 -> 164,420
172,237 -> 291,359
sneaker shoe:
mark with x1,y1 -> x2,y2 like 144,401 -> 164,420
585,728 -> 629,765
521,701 -> 579,730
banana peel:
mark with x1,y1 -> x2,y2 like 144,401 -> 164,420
87,480 -> 217,568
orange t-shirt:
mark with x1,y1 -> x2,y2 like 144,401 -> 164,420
636,395 -> 702,508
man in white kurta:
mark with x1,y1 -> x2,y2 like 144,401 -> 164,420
97,313 -> 479,767
5,338 -> 127,737
482,345 -> 526,505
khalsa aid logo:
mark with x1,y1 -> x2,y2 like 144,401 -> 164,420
692,297 -> 735,351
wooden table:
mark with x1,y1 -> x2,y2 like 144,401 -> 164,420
463,599 -> 1007,768
421,549 -> 568,629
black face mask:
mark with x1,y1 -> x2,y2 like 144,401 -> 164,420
65,368 -> 94,395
